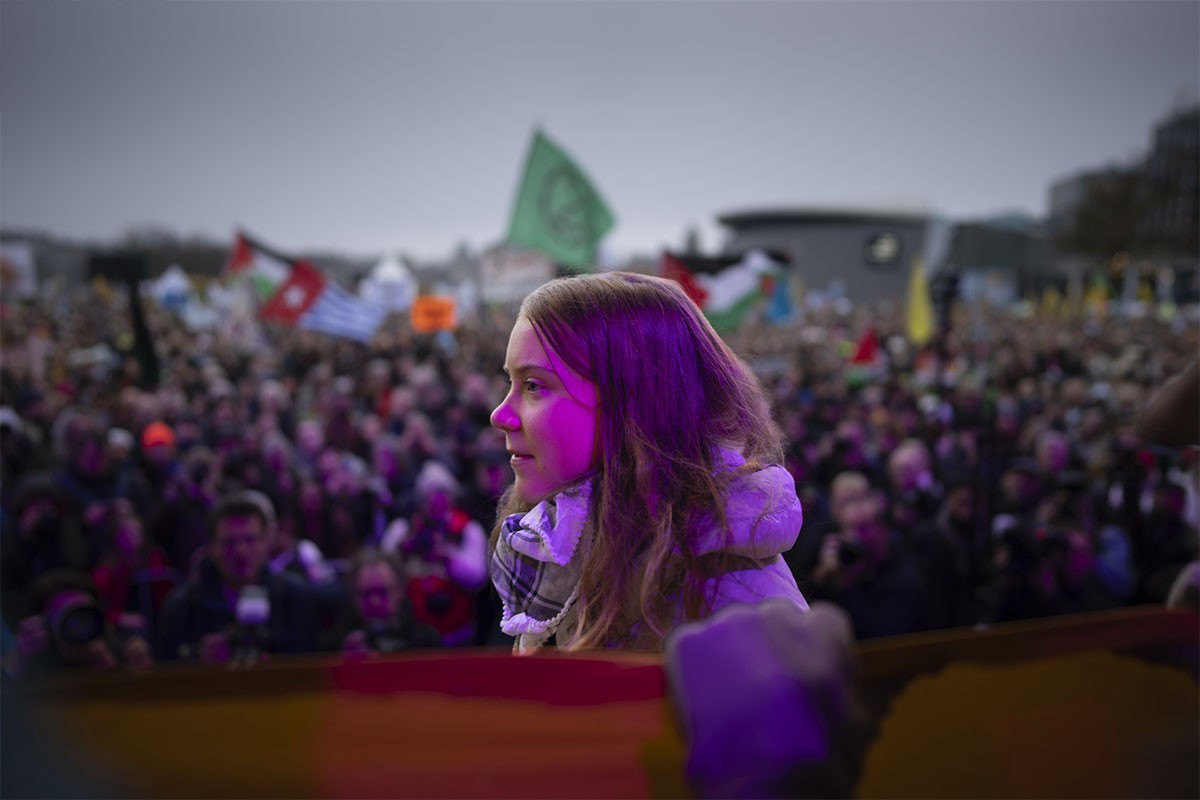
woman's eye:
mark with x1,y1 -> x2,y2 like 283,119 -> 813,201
523,381 -> 543,394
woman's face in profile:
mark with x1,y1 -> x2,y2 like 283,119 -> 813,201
491,316 -> 599,504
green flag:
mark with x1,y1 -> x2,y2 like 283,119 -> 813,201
507,130 -> 615,268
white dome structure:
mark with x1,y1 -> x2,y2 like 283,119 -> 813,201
359,254 -> 417,312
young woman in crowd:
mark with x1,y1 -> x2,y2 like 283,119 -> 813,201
489,272 -> 807,652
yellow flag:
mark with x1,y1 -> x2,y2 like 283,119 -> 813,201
906,259 -> 934,346
1041,286 -> 1062,318
1084,273 -> 1110,318
1138,280 -> 1154,304
91,275 -> 115,304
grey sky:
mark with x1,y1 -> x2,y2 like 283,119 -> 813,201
2,1 -> 1197,261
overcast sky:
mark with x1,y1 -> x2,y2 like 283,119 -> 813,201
2,1 -> 1197,261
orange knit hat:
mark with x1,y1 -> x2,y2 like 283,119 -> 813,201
141,421 -> 176,450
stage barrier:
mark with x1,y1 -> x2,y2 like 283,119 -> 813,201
2,606 -> 1196,799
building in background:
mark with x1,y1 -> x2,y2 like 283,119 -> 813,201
715,207 -> 933,304
1048,104 -> 1200,306
941,214 -> 1053,305
1137,104 -> 1200,264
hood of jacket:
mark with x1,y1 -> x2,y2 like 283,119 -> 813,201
690,458 -> 804,560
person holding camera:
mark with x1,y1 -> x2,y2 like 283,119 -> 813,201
885,438 -> 942,534
808,471 -> 928,640
90,498 -> 178,640
0,473 -> 90,629
3,569 -> 153,679
146,447 -> 221,577
321,548 -> 441,658
909,480 -> 991,631
157,490 -> 318,664
52,408 -> 147,565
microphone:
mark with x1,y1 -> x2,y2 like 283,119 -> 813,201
229,585 -> 271,664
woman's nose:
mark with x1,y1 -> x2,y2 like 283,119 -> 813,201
490,396 -> 519,432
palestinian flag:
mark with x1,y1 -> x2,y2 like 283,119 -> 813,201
224,230 -> 293,299
850,328 -> 879,366
845,326 -> 885,389
662,249 -> 788,332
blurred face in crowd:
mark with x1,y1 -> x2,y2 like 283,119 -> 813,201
491,316 -> 599,504
1154,484 -> 1186,518
1079,407 -> 1106,438
830,473 -> 873,531
298,420 -> 324,454
365,359 -> 391,388
270,513 -> 297,558
387,388 -> 415,419
317,449 -> 342,484
259,380 -> 287,414
1037,432 -> 1071,474
356,562 -> 403,622
372,442 -> 400,481
106,432 -> 134,465
422,488 -> 451,520
1058,530 -> 1095,590
263,439 -> 290,472
360,414 -> 384,443
299,480 -> 325,515
404,414 -> 436,449
461,372 -> 492,408
144,440 -> 174,467
889,442 -> 931,493
943,485 -> 974,530
211,514 -> 268,589
19,495 -> 63,540
212,397 -> 237,431
834,421 -> 865,454
175,419 -> 202,451
842,490 -> 884,537
113,506 -> 144,556
1001,467 -> 1040,505
68,419 -> 108,478
476,459 -> 509,497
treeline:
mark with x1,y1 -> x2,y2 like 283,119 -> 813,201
0,225 -> 372,284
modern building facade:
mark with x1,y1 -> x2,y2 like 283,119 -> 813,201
1136,104 -> 1199,257
1047,103 -> 1199,304
716,207 -> 933,304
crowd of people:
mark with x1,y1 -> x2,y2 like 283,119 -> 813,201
0,274 -> 1196,676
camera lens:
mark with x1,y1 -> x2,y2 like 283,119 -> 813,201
837,539 -> 864,567
55,605 -> 105,647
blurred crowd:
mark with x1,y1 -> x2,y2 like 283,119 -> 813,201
0,278 -> 1197,677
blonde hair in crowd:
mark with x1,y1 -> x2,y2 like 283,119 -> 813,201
493,272 -> 783,650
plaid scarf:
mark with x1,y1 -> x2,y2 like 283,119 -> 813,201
491,480 -> 593,653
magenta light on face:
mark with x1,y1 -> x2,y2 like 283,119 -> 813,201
492,317 -> 599,504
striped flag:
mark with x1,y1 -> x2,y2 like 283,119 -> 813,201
260,260 -> 387,344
